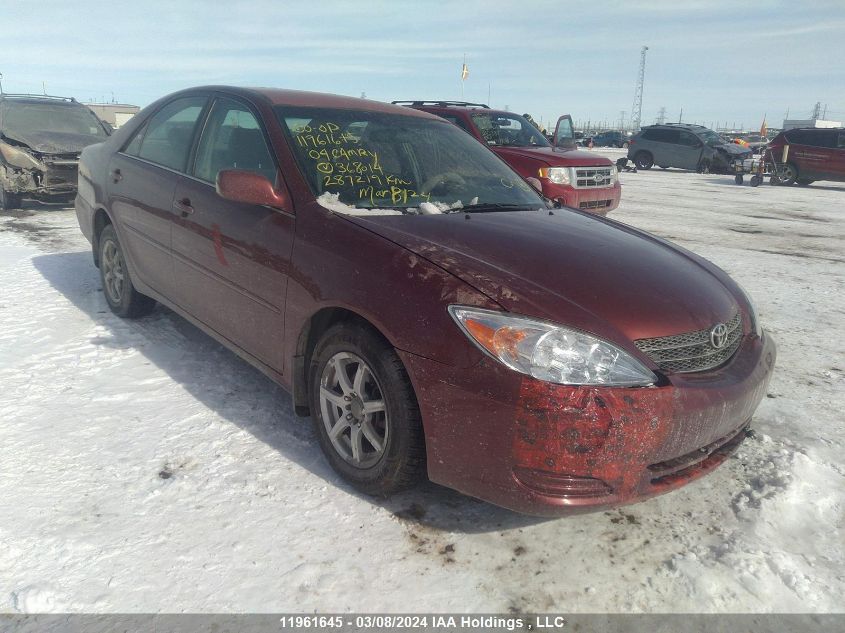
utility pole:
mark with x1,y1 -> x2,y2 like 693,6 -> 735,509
630,45 -> 649,131
656,106 -> 666,125
0,72 -> 4,94
619,110 -> 626,131
679,108 -> 683,123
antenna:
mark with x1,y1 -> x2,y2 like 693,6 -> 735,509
630,45 -> 649,131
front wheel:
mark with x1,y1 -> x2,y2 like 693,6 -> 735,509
98,225 -> 156,318
621,142 -> 629,149
309,323 -> 425,496
634,151 -> 653,170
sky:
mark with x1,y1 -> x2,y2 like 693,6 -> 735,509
2,0 -> 844,131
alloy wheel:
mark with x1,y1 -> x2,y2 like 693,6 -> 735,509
319,352 -> 389,469
101,239 -> 125,304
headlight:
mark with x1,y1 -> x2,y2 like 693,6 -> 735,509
0,141 -> 43,171
610,165 -> 619,183
736,283 -> 763,337
539,167 -> 570,185
449,306 -> 657,387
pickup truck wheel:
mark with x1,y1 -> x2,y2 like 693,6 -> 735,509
309,323 -> 425,496
0,189 -> 23,211
621,142 -> 629,149
98,225 -> 156,318
634,152 -> 653,170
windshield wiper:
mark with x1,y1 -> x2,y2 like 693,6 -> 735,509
460,203 -> 543,214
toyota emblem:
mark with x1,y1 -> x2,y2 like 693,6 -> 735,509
710,323 -> 728,349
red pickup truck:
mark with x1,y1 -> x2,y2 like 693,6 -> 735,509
393,101 -> 621,215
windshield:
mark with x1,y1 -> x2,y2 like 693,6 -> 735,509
471,112 -> 550,148
277,106 -> 544,214
0,102 -> 107,140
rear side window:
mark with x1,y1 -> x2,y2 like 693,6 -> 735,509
785,129 -> 823,146
193,97 -> 277,184
131,97 -> 207,172
641,128 -> 679,143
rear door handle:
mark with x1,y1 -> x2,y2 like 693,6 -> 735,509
173,198 -> 194,215
110,168 -> 122,183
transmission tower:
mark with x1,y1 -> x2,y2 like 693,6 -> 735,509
630,45 -> 649,131
812,101 -> 821,119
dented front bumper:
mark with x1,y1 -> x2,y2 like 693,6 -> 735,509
1,156 -> 79,199
400,331 -> 776,516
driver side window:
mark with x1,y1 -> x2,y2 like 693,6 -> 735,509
193,98 -> 277,184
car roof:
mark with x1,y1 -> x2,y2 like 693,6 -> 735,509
391,100 -> 514,116
173,86 -> 442,121
0,94 -> 82,107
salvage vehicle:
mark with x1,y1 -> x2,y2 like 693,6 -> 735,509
0,94 -> 110,210
392,101 -> 621,214
767,127 -> 845,186
75,87 -> 776,516
628,123 -> 752,173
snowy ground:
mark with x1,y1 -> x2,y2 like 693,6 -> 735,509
1,157 -> 843,614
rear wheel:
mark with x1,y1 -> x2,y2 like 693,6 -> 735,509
309,323 -> 425,496
98,225 -> 156,318
0,189 -> 23,211
634,151 -> 653,170
735,174 -> 744,185
750,175 -> 762,187
621,141 -> 629,149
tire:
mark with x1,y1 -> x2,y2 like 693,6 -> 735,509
309,323 -> 425,496
622,142 -> 629,149
0,189 -> 23,211
98,225 -> 156,318
776,163 -> 798,186
735,174 -> 744,185
750,175 -> 762,187
634,151 -> 653,170
698,159 -> 712,174
796,178 -> 814,186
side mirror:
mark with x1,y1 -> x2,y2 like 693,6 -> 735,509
216,169 -> 289,210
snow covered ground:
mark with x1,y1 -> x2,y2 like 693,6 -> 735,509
1,160 -> 843,614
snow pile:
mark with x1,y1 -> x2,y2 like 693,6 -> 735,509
315,192 -> 403,216
419,197 -> 479,215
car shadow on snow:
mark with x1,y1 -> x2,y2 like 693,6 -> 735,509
32,251 -> 550,534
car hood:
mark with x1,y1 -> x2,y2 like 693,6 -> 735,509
494,145 -> 612,167
1,131 -> 101,155
713,142 -> 751,156
346,210 -> 739,346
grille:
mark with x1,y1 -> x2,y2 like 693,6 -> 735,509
578,199 -> 611,210
634,311 -> 743,373
572,166 -> 614,189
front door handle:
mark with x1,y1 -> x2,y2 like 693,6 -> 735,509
110,168 -> 122,183
173,197 -> 194,215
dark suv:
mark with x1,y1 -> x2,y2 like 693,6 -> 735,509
589,130 -> 630,148
768,127 -> 845,186
393,101 -> 621,214
0,94 -> 110,210
627,123 -> 751,173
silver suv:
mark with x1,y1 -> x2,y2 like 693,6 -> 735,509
627,123 -> 751,174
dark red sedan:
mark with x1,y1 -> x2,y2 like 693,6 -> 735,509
75,87 -> 776,516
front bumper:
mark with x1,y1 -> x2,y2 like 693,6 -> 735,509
540,179 -> 621,215
400,331 -> 776,516
1,158 -> 79,199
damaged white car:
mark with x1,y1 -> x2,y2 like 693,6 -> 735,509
0,94 -> 110,210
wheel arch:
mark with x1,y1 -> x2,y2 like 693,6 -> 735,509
91,206 -> 114,268
292,306 -> 400,417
